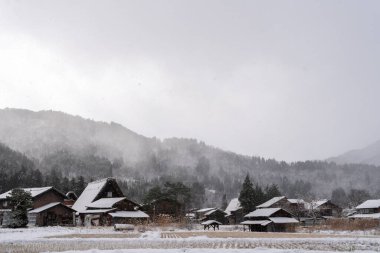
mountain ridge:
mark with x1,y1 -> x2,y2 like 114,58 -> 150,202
327,140 -> 380,166
1,107 -> 380,200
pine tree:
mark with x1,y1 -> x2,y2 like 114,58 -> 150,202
265,184 -> 282,201
238,174 -> 255,214
253,183 -> 265,207
221,194 -> 228,210
76,176 -> 86,195
8,189 -> 33,228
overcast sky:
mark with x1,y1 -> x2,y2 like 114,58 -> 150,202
0,0 -> 379,162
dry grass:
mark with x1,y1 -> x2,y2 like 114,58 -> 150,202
304,218 -> 380,232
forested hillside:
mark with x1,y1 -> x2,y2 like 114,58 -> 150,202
0,108 -> 379,207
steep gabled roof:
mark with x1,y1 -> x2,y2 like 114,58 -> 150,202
225,198 -> 242,215
72,178 -> 115,212
257,196 -> 286,208
356,199 -> 380,209
0,187 -> 65,200
86,197 -> 126,209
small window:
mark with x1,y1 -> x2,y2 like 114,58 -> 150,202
3,201 -> 7,207
107,191 -> 112,197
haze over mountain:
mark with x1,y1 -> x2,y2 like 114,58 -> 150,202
328,141 -> 380,166
1,108 -> 380,202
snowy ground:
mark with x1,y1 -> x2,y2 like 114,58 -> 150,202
0,226 -> 380,253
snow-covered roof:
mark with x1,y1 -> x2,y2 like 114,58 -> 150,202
244,208 -> 281,218
269,217 -> 299,224
109,210 -> 149,218
72,178 -> 110,212
28,202 -> 73,214
0,187 -> 53,199
349,213 -> 380,219
356,199 -> 380,209
86,197 -> 126,209
257,196 -> 286,208
79,208 -> 116,214
201,220 -> 222,225
204,208 -> 225,216
305,199 -> 329,210
225,198 -> 241,215
241,220 -> 272,226
196,207 -> 215,213
288,199 -> 306,204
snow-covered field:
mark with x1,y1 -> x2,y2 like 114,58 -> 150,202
1,226 -> 380,253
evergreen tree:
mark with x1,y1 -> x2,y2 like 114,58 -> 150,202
76,176 -> 86,195
190,182 -> 205,208
265,184 -> 282,201
239,174 -> 255,214
331,187 -> 348,208
8,189 -> 33,228
61,177 -> 70,193
253,183 -> 265,207
221,194 -> 228,210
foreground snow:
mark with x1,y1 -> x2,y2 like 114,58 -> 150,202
50,249 -> 377,253
1,226 -> 380,253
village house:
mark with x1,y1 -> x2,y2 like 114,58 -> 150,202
193,207 -> 227,224
0,187 -> 75,227
350,199 -> 380,219
224,198 -> 243,225
72,178 -> 149,226
307,199 -> 342,218
195,207 -> 216,220
241,207 -> 299,232
201,208 -> 228,224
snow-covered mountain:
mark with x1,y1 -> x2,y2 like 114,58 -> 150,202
328,141 -> 380,166
1,108 -> 380,198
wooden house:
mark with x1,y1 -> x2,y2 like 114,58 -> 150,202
194,207 -> 227,224
224,198 -> 243,224
241,208 -> 299,232
202,208 -> 228,224
72,178 -> 149,226
350,199 -> 380,219
195,207 -> 216,220
0,187 -> 67,209
287,198 -> 309,219
0,187 -> 72,227
307,199 -> 342,218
